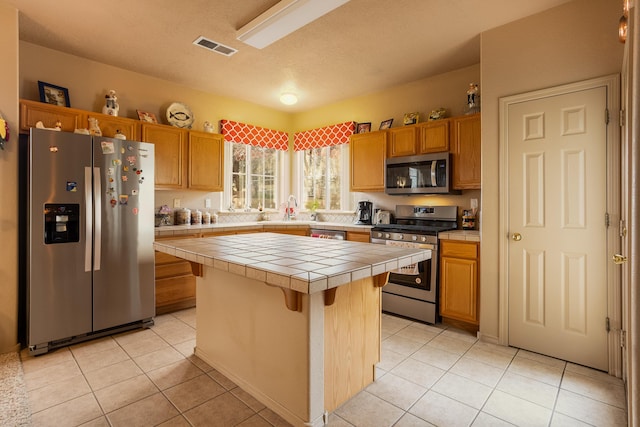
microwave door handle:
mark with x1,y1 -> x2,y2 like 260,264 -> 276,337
430,161 -> 437,186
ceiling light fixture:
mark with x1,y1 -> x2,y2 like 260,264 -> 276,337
280,93 -> 298,105
237,0 -> 350,49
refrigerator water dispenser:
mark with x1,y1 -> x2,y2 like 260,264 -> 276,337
44,203 -> 80,244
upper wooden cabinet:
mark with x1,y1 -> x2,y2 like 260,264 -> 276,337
451,113 -> 481,190
417,119 -> 450,153
19,99 -> 85,133
188,131 -> 224,191
350,131 -> 387,192
141,123 -> 188,190
387,119 -> 450,158
20,100 -> 139,140
90,113 -> 139,140
387,126 -> 418,157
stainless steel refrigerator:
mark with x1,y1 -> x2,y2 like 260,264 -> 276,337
25,128 -> 155,355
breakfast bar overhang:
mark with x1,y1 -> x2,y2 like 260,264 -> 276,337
153,233 -> 431,427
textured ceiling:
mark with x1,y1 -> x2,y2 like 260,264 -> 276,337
8,0 -> 572,112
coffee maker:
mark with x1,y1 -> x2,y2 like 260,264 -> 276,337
355,201 -> 373,225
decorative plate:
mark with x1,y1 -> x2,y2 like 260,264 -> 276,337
166,102 -> 194,129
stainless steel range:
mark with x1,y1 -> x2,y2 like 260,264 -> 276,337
370,205 -> 458,324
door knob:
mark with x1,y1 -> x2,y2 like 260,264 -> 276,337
511,232 -> 522,241
612,254 -> 628,264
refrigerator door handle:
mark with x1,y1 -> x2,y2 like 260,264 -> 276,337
93,167 -> 101,271
84,167 -> 92,272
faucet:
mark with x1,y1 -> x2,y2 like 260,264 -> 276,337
285,195 -> 298,221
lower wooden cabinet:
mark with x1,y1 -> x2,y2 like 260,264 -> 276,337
439,240 -> 479,325
155,234 -> 199,314
346,231 -> 370,243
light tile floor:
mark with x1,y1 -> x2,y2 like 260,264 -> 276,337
21,309 -> 628,427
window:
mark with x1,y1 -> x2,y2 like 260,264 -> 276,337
220,120 -> 289,211
299,145 -> 347,210
293,121 -> 355,211
228,143 -> 281,210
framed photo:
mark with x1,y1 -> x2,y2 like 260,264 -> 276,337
379,119 -> 393,130
356,122 -> 371,133
38,81 -> 70,107
403,112 -> 419,125
137,110 -> 158,124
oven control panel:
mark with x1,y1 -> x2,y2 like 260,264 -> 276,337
370,230 -> 437,245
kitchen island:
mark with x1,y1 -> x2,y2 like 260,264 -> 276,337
153,233 -> 431,427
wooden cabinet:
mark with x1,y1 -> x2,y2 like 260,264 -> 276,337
155,234 -> 200,314
20,100 -> 140,140
141,123 -> 187,190
266,227 -> 308,236
387,126 -> 418,157
451,113 -> 481,189
188,131 -> 224,191
350,131 -> 387,192
19,99 -> 85,133
90,113 -> 139,140
439,240 -> 479,325
417,119 -> 449,153
346,231 -> 370,243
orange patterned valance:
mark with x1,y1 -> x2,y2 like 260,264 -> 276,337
220,120 -> 289,151
293,121 -> 355,151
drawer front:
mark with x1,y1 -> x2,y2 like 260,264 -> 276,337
441,240 -> 478,259
156,262 -> 193,279
155,251 -> 184,265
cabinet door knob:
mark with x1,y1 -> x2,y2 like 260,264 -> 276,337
511,232 -> 522,241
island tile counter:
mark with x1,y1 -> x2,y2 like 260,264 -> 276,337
153,232 -> 431,427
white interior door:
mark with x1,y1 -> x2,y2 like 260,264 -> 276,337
506,86 -> 610,371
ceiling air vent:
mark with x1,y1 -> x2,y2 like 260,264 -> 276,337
193,36 -> 238,57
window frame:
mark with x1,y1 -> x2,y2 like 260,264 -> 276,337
293,143 -> 352,212
224,141 -> 287,211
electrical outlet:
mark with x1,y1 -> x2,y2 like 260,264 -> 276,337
470,198 -> 478,211
173,198 -> 181,208
205,198 -> 211,208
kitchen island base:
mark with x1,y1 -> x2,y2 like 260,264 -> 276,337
195,267 -> 383,427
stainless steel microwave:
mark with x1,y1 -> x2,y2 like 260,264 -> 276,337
385,152 -> 457,194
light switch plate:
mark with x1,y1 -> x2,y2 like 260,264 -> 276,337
173,198 -> 181,208
470,198 -> 478,210
205,198 -> 211,208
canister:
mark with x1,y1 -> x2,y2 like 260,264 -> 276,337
202,211 -> 211,224
174,208 -> 191,225
191,209 -> 202,225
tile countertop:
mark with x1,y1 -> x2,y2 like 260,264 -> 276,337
153,232 -> 431,294
155,221 -> 373,237
438,229 -> 481,242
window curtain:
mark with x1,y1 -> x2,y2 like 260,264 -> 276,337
220,119 -> 289,151
293,121 -> 355,151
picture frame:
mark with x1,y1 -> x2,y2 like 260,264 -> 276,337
356,122 -> 371,133
379,119 -> 393,130
38,81 -> 70,107
403,112 -> 419,125
137,110 -> 158,124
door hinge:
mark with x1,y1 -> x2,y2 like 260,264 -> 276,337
620,110 -> 626,127
605,108 -> 610,125
606,317 -> 611,332
605,212 -> 610,228
621,330 -> 627,348
620,219 -> 627,238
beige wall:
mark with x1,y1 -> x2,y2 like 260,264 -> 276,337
0,2 -> 19,353
20,42 -> 293,134
479,0 -> 623,340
